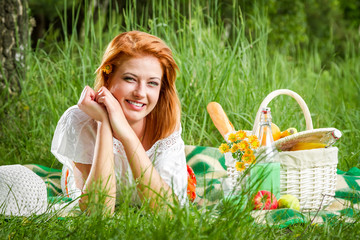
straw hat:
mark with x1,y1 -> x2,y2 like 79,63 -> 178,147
0,165 -> 48,216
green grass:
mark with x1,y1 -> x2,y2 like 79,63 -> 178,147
1,0 -> 360,238
1,195 -> 360,239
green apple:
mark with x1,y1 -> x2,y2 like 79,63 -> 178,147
278,194 -> 300,211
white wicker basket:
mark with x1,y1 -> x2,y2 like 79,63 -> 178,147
225,89 -> 338,211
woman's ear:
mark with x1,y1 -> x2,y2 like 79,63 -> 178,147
104,75 -> 111,89
104,65 -> 117,89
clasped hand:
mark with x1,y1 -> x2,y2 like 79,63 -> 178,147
78,86 -> 130,140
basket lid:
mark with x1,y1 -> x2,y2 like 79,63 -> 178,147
275,128 -> 341,151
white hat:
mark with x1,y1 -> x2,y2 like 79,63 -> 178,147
0,165 -> 48,216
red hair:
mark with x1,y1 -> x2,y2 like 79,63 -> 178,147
94,31 -> 180,145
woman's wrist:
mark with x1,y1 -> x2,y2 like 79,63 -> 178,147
117,127 -> 139,145
96,117 -> 111,130
96,113 -> 110,124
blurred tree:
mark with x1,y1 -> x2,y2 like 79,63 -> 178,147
238,0 -> 358,60
237,0 -> 308,53
28,0 -> 81,48
26,0 -> 359,60
340,0 -> 360,29
0,0 -> 28,94
268,0 -> 308,49
28,0 -> 149,47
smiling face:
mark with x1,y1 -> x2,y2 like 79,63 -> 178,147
108,55 -> 163,126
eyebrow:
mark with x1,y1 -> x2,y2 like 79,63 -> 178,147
122,72 -> 161,81
122,72 -> 137,77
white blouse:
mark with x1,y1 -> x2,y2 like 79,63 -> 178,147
51,106 -> 188,206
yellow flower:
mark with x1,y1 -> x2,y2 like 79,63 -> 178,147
238,140 -> 249,151
248,135 -> 258,142
219,143 -> 230,154
236,130 -> 247,140
228,133 -> 237,143
242,153 -> 255,164
231,143 -> 239,153
102,64 -> 113,74
244,148 -> 253,155
250,139 -> 260,149
235,161 -> 246,172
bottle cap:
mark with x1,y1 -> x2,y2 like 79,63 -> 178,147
332,129 -> 342,140
262,107 -> 271,114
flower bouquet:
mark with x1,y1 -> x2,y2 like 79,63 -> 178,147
219,130 -> 260,171
219,130 -> 260,191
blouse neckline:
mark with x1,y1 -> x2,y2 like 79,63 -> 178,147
112,124 -> 182,156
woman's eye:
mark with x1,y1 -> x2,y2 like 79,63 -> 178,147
148,81 -> 159,87
124,77 -> 135,82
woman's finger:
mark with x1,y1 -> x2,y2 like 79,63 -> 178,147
79,86 -> 97,106
95,91 -> 104,102
78,87 -> 88,105
95,86 -> 108,101
97,96 -> 105,104
96,87 -> 115,105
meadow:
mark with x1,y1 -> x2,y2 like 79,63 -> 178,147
1,0 -> 359,238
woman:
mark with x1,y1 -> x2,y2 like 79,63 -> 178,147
51,31 -> 188,213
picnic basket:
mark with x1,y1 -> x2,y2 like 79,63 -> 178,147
225,89 -> 338,211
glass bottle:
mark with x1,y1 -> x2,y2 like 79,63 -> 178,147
322,129 -> 342,148
251,107 -> 281,199
258,107 -> 278,162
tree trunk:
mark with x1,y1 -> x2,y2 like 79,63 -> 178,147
0,0 -> 28,95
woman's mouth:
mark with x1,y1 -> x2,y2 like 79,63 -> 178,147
126,100 -> 145,108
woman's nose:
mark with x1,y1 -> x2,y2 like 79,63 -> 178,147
133,82 -> 146,98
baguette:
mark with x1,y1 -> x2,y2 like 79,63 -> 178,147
290,142 -> 326,151
207,102 -> 235,139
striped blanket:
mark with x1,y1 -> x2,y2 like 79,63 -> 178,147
25,145 -> 360,227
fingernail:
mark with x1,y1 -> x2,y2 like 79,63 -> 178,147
79,88 -> 87,103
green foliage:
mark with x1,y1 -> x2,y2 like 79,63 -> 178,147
339,0 -> 360,28
28,0 -> 73,16
1,194 -> 360,238
1,0 -> 360,238
268,0 -> 308,47
1,0 -> 359,170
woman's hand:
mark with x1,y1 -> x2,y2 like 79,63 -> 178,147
95,86 -> 132,140
78,86 -> 108,122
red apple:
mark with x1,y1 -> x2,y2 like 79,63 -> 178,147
253,190 -> 278,210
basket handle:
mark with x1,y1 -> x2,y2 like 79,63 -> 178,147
251,89 -> 313,135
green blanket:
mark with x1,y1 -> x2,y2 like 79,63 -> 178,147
25,145 -> 360,228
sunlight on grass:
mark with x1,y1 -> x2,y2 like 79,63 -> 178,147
1,0 -> 359,169
0,0 -> 359,238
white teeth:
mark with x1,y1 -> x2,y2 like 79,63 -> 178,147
128,100 -> 144,107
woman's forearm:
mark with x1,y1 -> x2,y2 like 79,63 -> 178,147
80,120 -> 116,213
121,131 -> 175,208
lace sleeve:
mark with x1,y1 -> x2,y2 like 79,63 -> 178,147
149,127 -> 188,206
51,106 -> 97,170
